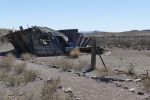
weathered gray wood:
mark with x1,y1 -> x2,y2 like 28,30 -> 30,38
90,39 -> 96,71
83,38 -> 91,47
81,37 -> 88,47
19,26 -> 23,31
77,35 -> 83,46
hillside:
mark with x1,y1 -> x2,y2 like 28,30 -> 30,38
1,28 -> 150,49
84,30 -> 150,49
85,30 -> 150,37
0,28 -> 11,35
0,28 -> 11,43
0,28 -> 150,100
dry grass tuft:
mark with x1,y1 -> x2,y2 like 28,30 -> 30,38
51,56 -> 89,72
96,67 -> 112,76
0,53 -> 15,71
41,77 -> 74,100
142,77 -> 150,92
0,71 -> 8,81
4,75 -> 22,87
0,70 -> 38,87
0,71 -> 22,87
0,90 -> 10,100
13,62 -> 26,74
57,58 -> 73,71
0,54 -> 38,87
23,70 -> 38,84
73,59 -> 90,71
41,77 -> 61,100
21,53 -> 35,61
69,48 -> 80,58
0,35 -> 8,43
0,68 -> 38,87
0,90 -> 34,100
125,64 -> 136,76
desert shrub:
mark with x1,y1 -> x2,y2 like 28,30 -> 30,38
0,71 -> 8,81
13,62 -> 26,74
96,67 -> 112,76
142,77 -> 150,92
96,35 -> 150,49
53,56 -> 89,72
0,36 -> 3,43
0,35 -> 8,43
23,70 -> 38,84
0,90 -> 10,100
0,70 -> 24,87
0,54 -> 15,71
69,48 -> 80,58
41,77 -> 61,100
24,92 -> 34,100
21,53 -> 35,61
125,64 -> 136,76
73,63 -> 84,71
0,71 -> 22,87
0,68 -> 38,86
4,75 -> 22,87
0,90 -> 35,100
57,58 -> 73,71
72,59 -> 90,71
0,55 -> 38,87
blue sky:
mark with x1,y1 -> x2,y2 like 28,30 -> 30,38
0,0 -> 150,32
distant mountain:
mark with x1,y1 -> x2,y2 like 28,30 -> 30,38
85,30 -> 150,37
1,28 -> 150,37
80,31 -> 104,34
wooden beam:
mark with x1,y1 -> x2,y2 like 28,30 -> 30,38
77,35 -> 83,46
83,38 -> 91,47
81,37 -> 88,47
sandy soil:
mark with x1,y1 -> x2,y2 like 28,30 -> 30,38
1,44 -> 150,100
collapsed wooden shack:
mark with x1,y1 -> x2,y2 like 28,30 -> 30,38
5,26 -> 104,56
5,26 -> 82,56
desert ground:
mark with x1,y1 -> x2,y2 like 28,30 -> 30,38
1,42 -> 150,100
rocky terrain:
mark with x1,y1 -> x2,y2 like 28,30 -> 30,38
1,29 -> 150,100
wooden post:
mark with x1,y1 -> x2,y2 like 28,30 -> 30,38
90,39 -> 96,71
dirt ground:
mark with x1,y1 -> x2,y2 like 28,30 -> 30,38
1,44 -> 150,100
